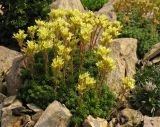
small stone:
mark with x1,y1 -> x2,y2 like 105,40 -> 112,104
119,108 -> 143,126
83,115 -> 108,127
3,96 -> 16,107
0,93 -> 6,103
27,103 -> 43,112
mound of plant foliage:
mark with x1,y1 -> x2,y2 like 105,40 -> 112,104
81,0 -> 108,11
13,9 -> 122,126
114,0 -> 160,58
130,64 -> 160,116
0,0 -> 51,48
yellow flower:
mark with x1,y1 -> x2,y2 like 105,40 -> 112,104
77,72 -> 96,95
35,20 -> 46,26
48,9 -> 66,19
122,77 -> 135,89
37,27 -> 49,40
96,45 -> 111,59
27,25 -> 37,39
57,44 -> 72,61
13,29 -> 27,47
22,40 -> 39,55
51,56 -> 64,70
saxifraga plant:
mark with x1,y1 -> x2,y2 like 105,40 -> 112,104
14,9 -> 122,126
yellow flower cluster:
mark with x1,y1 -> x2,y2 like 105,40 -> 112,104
51,56 -> 64,71
57,44 -> 72,61
96,45 -> 115,72
13,30 -> 27,48
77,72 -> 96,95
27,26 -> 37,39
22,40 -> 38,55
122,76 -> 135,89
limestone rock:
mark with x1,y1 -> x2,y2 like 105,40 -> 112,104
31,111 -> 44,123
27,103 -> 43,112
0,93 -> 6,103
0,46 -> 22,94
108,38 -> 138,95
50,0 -> 84,12
119,108 -> 143,126
143,42 -> 160,64
97,0 -> 117,21
143,116 -> 160,127
5,55 -> 26,95
3,96 -> 16,107
83,115 -> 108,127
34,100 -> 72,127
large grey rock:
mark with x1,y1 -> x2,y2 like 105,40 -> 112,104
27,103 -> 43,112
34,100 -> 72,127
0,46 -> 23,95
50,0 -> 84,12
83,115 -> 108,127
107,38 -> 138,95
143,116 -> 160,127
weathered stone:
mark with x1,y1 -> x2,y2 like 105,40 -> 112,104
143,116 -> 160,127
97,0 -> 117,21
5,55 -> 26,95
0,46 -> 22,94
0,93 -> 6,103
1,108 -> 34,127
27,103 -> 43,112
31,111 -> 43,123
144,43 -> 160,61
3,96 -> 16,107
143,42 -> 160,64
83,115 -> 108,127
107,38 -> 138,95
34,100 -> 72,127
119,108 -> 143,126
50,0 -> 84,12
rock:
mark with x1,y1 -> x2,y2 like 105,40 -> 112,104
5,55 -> 26,95
143,43 -> 160,64
107,38 -> 138,95
0,46 -> 22,94
83,115 -> 108,127
0,5 -> 3,15
50,0 -> 84,12
31,111 -> 43,123
3,96 -> 16,107
1,108 -> 34,127
0,93 -> 6,103
143,116 -> 160,127
34,100 -> 72,127
27,103 -> 43,112
97,0 -> 117,21
119,108 -> 143,126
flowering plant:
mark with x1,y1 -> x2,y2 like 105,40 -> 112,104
14,9 -> 121,126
